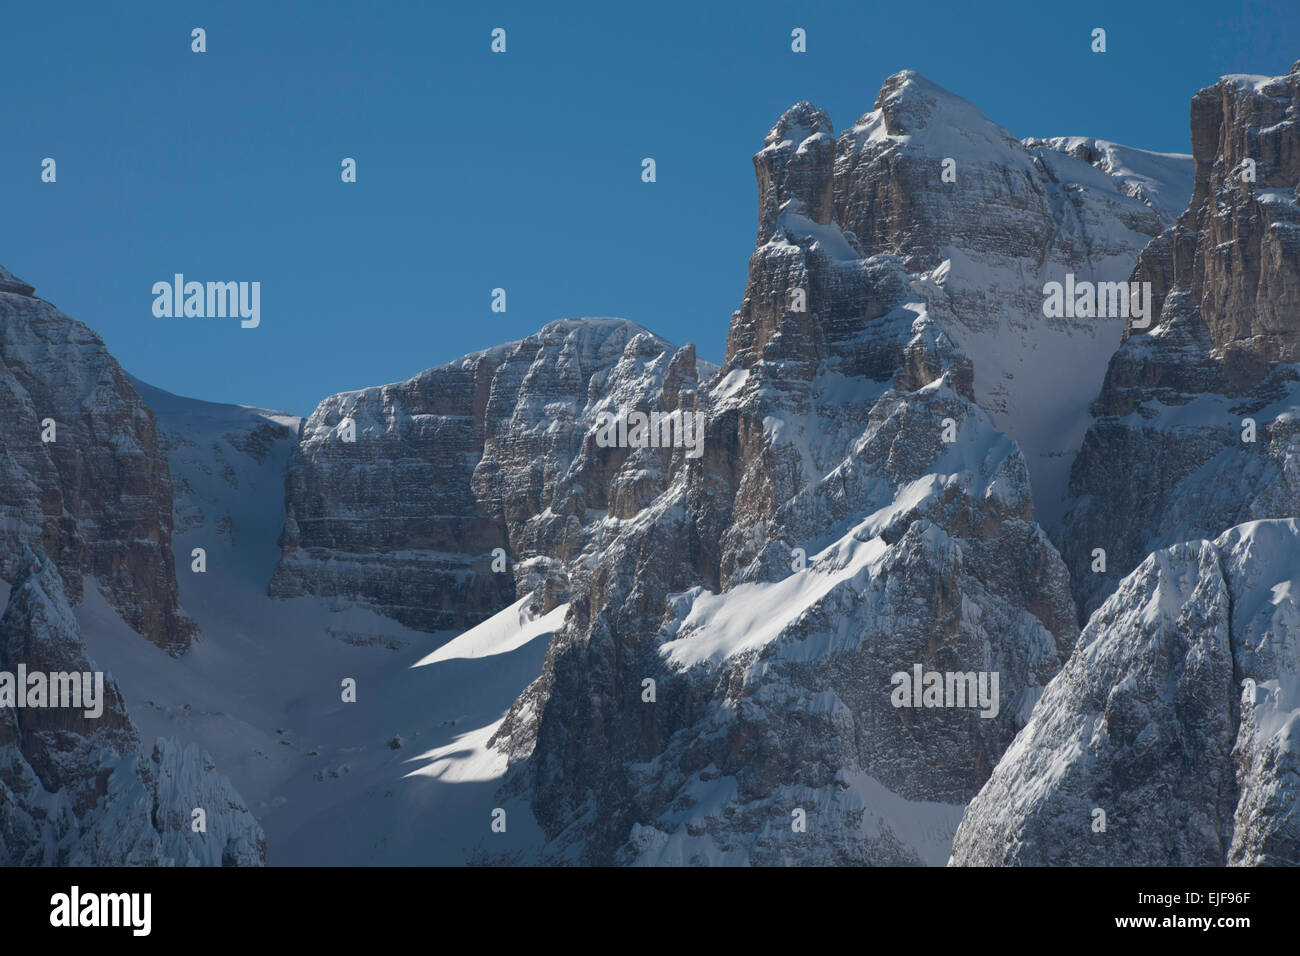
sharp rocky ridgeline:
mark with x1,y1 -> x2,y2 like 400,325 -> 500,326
1,63 -> 1296,867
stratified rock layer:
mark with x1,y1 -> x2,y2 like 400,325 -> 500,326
270,319 -> 710,631
0,270 -> 194,653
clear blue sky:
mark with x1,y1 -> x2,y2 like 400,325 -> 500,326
2,0 -> 1295,415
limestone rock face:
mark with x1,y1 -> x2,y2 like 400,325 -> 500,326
827,72 -> 1192,526
269,343 -> 513,631
0,549 -> 263,865
951,520 -> 1300,867
270,319 -> 711,631
0,271 -> 194,653
486,83 -> 1087,865
1061,63 -> 1300,619
242,71 -> 1259,867
1176,66 -> 1300,364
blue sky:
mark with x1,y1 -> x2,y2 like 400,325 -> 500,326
2,0 -> 1295,414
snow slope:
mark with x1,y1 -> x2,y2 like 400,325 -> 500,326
76,382 -> 558,864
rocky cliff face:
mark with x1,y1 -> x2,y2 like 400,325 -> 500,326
951,519 -> 1300,867
269,319 -> 711,631
269,343 -> 509,631
1061,63 -> 1300,620
485,82 -> 1091,865
0,549 -> 263,865
0,269 -> 194,654
828,72 -> 1192,527
155,67 -> 1285,867
6,59 -> 1295,869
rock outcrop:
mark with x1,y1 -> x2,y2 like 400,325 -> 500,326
0,265 -> 35,298
951,519 -> 1300,867
486,80 -> 1090,865
0,549 -> 263,865
269,319 -> 711,631
268,341 -> 511,632
0,268 -> 194,653
1061,63 -> 1300,619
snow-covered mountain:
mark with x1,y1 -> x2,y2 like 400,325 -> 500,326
951,519 -> 1300,866
485,81 -> 1101,864
1060,61 -> 1300,620
269,317 -> 715,633
2,64 -> 1295,868
829,72 -> 1193,528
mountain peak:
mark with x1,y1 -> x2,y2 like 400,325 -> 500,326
870,70 -> 996,137
0,263 -> 35,297
763,101 -> 833,149
755,102 -> 838,241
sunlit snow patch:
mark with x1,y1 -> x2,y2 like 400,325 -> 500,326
415,593 -> 569,667
660,533 -> 887,669
405,719 -> 510,783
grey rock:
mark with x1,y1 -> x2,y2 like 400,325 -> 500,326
1061,63 -> 1300,618
0,548 -> 263,865
951,519 -> 1300,867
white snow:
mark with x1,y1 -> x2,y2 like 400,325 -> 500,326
660,534 -> 887,669
1222,74 -> 1282,93
848,71 -> 1038,176
775,208 -> 863,262
416,595 -> 568,666
405,719 -> 511,784
75,382 -> 555,864
1031,137 -> 1194,224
